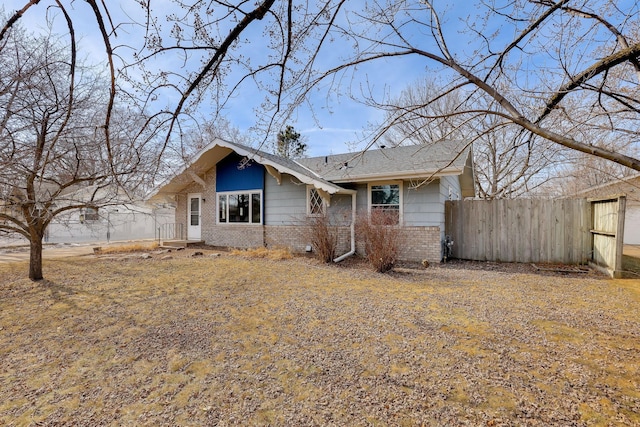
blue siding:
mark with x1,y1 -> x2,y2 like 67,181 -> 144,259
216,153 -> 265,192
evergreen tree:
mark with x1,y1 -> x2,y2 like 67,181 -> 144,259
276,126 -> 307,159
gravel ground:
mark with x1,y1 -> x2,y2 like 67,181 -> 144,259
1,249 -> 639,426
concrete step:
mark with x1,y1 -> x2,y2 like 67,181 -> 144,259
160,240 -> 188,249
159,240 -> 205,249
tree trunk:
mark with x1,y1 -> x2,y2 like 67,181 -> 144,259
29,234 -> 44,281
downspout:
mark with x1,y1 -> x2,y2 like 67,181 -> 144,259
333,189 -> 357,263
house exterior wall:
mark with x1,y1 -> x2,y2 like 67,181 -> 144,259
397,226 -> 441,262
440,175 -> 463,202
438,175 -> 463,245
210,224 -> 265,248
174,195 -> 187,237
265,224 -> 441,263
264,172 -> 307,225
172,166 -> 457,262
625,204 -> 640,245
404,179 -> 443,227
175,177 -> 214,241
44,205 -> 174,244
264,225 -> 352,255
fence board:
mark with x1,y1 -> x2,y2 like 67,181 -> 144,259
445,199 -> 591,264
589,196 -> 626,277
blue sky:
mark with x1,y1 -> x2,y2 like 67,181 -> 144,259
1,1 -> 439,156
2,1 -> 637,157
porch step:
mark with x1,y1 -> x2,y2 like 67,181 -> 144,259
159,240 -> 205,249
160,240 -> 188,249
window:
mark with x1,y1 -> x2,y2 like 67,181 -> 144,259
83,207 -> 99,221
369,182 -> 402,224
190,197 -> 200,226
307,186 -> 326,216
218,191 -> 262,224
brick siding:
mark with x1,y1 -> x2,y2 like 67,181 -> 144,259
210,225 -> 264,248
397,226 -> 441,263
265,224 -> 441,263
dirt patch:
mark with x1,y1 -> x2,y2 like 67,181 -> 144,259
0,254 -> 638,425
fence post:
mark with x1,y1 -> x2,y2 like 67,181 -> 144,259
614,196 -> 626,278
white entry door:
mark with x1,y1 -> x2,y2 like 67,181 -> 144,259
187,193 -> 202,240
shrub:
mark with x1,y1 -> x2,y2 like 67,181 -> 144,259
357,209 -> 401,273
306,213 -> 338,263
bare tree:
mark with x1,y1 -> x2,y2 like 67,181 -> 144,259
0,22 -> 154,280
150,0 -> 638,172
168,118 -> 248,166
4,0 -> 638,186
381,78 -> 470,145
549,133 -> 640,196
381,78 -> 568,198
286,0 -> 640,171
471,121 -> 568,199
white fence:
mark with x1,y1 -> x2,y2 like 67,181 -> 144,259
44,208 -> 174,244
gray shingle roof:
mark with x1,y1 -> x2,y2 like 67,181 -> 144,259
297,140 -> 472,182
148,138 -> 474,200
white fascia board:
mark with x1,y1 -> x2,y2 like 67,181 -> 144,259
215,140 -> 345,195
146,139 -> 228,200
147,138 -> 348,198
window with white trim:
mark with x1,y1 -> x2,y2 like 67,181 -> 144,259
307,186 -> 326,216
369,182 -> 402,224
218,190 -> 262,224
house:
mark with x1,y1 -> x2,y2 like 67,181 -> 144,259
43,185 -> 175,244
44,201 -> 175,244
570,174 -> 640,245
0,183 -> 174,246
147,139 -> 475,262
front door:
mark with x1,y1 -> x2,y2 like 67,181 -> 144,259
187,193 -> 201,240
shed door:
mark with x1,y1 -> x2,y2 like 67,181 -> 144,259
187,193 -> 201,240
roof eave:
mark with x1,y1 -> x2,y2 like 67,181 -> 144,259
327,167 -> 465,184
147,138 -> 347,199
222,142 -> 345,194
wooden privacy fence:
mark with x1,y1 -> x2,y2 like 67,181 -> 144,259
445,199 -> 591,264
445,197 -> 626,276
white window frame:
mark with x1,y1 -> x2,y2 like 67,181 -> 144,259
368,181 -> 403,224
217,190 -> 263,225
306,186 -> 326,217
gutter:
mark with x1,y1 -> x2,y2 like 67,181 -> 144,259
333,189 -> 357,263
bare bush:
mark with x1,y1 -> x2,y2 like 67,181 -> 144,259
305,214 -> 338,263
357,210 -> 401,273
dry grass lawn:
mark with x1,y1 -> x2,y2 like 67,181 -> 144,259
1,250 -> 639,426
